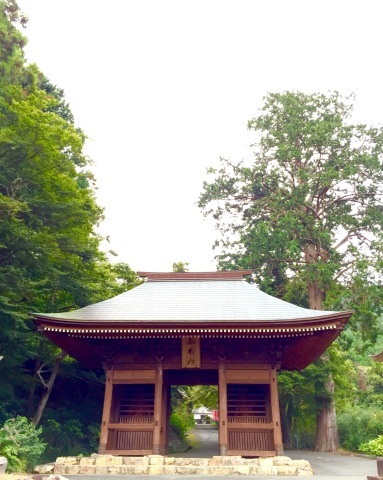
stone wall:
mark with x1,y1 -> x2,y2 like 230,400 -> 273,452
53,454 -> 313,476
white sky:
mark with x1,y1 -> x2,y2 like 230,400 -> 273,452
16,0 -> 383,272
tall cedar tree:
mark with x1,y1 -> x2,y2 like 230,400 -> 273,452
199,91 -> 383,451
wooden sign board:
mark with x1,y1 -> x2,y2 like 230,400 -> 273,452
182,337 -> 201,368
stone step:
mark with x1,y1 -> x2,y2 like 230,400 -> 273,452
51,454 -> 313,476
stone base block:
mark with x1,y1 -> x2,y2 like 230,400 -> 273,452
33,463 -> 55,474
53,453 -> 314,476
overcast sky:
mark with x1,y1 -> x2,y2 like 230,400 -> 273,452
16,0 -> 383,272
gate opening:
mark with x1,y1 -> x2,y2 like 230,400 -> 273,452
168,379 -> 219,456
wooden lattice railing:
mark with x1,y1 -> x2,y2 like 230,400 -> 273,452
228,416 -> 268,424
228,430 -> 274,453
118,415 -> 154,424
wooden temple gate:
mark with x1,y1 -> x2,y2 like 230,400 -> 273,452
34,270 -> 351,457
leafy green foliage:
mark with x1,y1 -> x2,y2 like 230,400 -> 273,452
167,387 -> 195,453
277,344 -> 357,449
199,91 -> 383,310
338,407 -> 383,452
0,0 -> 27,85
172,261 -> 190,272
359,362 -> 383,407
359,435 -> 383,456
181,385 -> 218,410
169,412 -> 191,442
0,416 -> 46,472
36,362 -> 104,460
110,263 -> 143,294
42,418 -> 99,460
167,411 -> 194,454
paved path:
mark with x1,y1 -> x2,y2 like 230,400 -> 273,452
174,424 -> 377,478
173,424 -> 219,458
287,449 -> 376,477
66,424 -> 378,479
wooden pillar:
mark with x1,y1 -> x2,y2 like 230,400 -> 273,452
99,366 -> 113,454
159,381 -> 168,455
152,361 -> 163,454
164,385 -> 172,454
218,360 -> 228,456
270,367 -> 283,455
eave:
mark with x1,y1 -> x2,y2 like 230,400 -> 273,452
33,310 -> 351,329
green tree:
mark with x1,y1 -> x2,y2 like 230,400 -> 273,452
111,262 -> 143,294
172,261 -> 190,272
0,416 -> 46,472
0,0 -> 141,436
0,0 -> 27,85
199,91 -> 383,451
182,385 -> 218,410
0,74 -> 104,400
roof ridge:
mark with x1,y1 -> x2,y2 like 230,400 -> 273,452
138,270 -> 253,281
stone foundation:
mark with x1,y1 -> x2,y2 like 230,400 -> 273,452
53,454 -> 313,476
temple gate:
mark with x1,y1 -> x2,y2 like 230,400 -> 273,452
34,270 -> 351,457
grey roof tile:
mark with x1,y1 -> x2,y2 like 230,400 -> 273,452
34,279 -> 339,323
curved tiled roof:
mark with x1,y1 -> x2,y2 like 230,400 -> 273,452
34,274 -> 345,324
33,271 -> 352,370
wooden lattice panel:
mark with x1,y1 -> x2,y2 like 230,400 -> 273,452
116,430 -> 153,451
228,430 -> 274,454
118,384 -> 155,419
227,384 -> 268,419
106,384 -> 155,455
227,384 -> 275,456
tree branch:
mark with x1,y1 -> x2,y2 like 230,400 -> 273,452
333,229 -> 362,251
334,262 -> 354,281
327,192 -> 380,211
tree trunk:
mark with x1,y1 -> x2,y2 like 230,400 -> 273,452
25,358 -> 42,418
307,279 -> 339,452
280,407 -> 293,450
304,245 -> 340,452
32,350 -> 67,426
307,281 -> 325,310
314,377 -> 340,451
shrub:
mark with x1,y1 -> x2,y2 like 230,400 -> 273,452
360,435 -> 383,456
338,406 -> 383,451
169,412 -> 190,441
40,418 -> 100,462
0,416 -> 46,472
